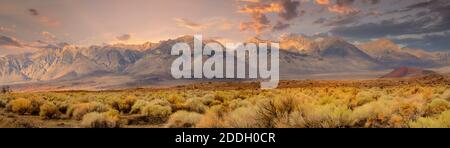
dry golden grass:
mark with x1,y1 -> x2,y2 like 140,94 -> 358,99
0,77 -> 449,128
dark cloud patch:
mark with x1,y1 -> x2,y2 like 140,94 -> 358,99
326,12 -> 361,26
329,0 -> 450,51
0,36 -> 23,47
116,34 -> 131,41
272,21 -> 290,31
238,0 -> 302,34
313,18 -> 327,24
393,32 -> 450,51
331,19 -> 431,39
279,0 -> 302,21
336,0 -> 355,6
28,9 -> 39,16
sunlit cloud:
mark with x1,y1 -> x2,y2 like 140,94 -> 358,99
41,31 -> 56,41
28,8 -> 61,27
116,34 -> 132,41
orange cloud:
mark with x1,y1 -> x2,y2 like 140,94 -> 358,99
28,8 -> 61,27
174,18 -> 205,30
239,3 -> 283,14
238,0 -> 301,35
41,31 -> 56,41
116,34 -> 131,41
0,26 -> 15,33
315,0 -> 331,5
314,0 -> 359,14
327,5 -> 359,14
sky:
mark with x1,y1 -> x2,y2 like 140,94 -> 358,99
0,0 -> 449,52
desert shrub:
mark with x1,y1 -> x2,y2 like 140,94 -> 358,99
149,99 -> 171,106
141,104 -> 172,124
255,96 -> 300,128
67,102 -> 109,120
410,111 -> 450,128
81,112 -> 120,128
227,99 -> 251,110
299,103 -> 353,128
130,100 -> 148,114
426,99 -> 450,115
117,96 -> 137,113
351,100 -> 395,128
285,111 -> 306,128
166,111 -> 203,128
39,102 -> 60,119
0,99 -> 7,108
350,91 -> 377,108
196,105 -> 227,128
6,98 -> 32,115
183,98 -> 208,113
167,94 -> 186,109
24,98 -> 45,115
224,106 -> 260,128
55,101 -> 69,114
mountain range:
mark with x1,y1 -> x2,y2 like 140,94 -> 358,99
0,35 -> 449,90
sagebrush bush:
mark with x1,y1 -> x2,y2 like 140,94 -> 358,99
6,98 -> 32,115
224,106 -> 260,128
255,96 -> 301,128
299,103 -> 353,128
183,98 -> 208,113
426,99 -> 450,115
166,111 -> 202,128
410,111 -> 450,128
67,102 -> 109,120
81,112 -> 120,128
351,91 -> 377,108
39,102 -> 60,119
141,104 -> 172,123
130,100 -> 148,114
196,105 -> 226,128
29,98 -> 45,115
0,99 -> 7,108
351,99 -> 397,128
117,96 -> 137,113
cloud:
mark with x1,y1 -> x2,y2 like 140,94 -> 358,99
174,18 -> 205,30
314,0 -> 359,14
238,0 -> 302,35
41,31 -> 57,41
392,31 -> 450,51
272,21 -> 290,31
0,26 -> 15,33
27,8 -> 60,27
28,9 -> 39,16
330,0 -> 450,38
175,18 -> 234,31
329,0 -> 450,51
0,35 -> 23,47
327,4 -> 359,14
238,0 -> 262,3
116,34 -> 131,41
315,0 -> 331,5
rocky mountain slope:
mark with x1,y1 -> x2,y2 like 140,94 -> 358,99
0,35 -> 449,90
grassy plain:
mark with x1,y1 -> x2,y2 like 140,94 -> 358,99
0,75 -> 449,128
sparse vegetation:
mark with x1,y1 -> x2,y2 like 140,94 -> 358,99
0,79 -> 449,128
67,102 -> 109,120
6,98 -> 32,115
1,86 -> 12,94
166,111 -> 202,128
141,104 -> 172,124
81,111 -> 120,128
39,102 -> 60,119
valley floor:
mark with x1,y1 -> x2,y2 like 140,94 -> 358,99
0,75 -> 449,128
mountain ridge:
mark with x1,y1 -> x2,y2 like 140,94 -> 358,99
0,35 -> 449,90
